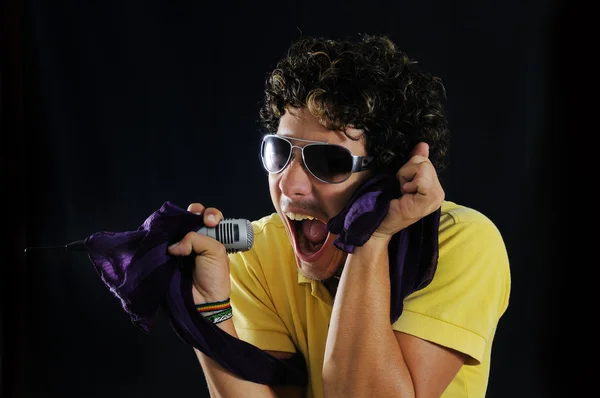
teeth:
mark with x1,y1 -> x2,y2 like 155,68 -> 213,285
286,212 -> 315,221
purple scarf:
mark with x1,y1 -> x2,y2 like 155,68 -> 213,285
84,173 -> 439,386
327,173 -> 440,324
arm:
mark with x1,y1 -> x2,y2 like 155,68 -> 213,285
193,319 -> 278,398
170,204 -> 304,398
322,237 -> 466,398
323,142 -> 464,397
194,318 -> 303,398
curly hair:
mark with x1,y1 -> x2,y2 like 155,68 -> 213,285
259,34 -> 450,173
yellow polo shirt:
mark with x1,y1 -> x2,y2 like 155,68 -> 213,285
228,200 -> 511,398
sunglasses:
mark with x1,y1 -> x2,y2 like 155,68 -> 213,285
260,134 -> 374,184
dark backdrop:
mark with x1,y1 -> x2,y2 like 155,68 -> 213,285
2,0 -> 577,397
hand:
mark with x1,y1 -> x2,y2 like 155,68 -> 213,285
167,203 -> 230,304
372,142 -> 445,240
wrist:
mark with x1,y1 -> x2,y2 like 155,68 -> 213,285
192,285 -> 230,306
371,220 -> 411,243
195,298 -> 233,325
213,317 -> 237,335
365,232 -> 392,250
348,234 -> 390,268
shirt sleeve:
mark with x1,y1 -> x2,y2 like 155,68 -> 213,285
392,218 -> 511,365
228,249 -> 297,354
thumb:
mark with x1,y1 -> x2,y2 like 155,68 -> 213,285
409,142 -> 429,158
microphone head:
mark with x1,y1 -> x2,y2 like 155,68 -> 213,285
216,218 -> 254,253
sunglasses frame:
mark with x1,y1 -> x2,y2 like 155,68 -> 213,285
260,134 -> 375,184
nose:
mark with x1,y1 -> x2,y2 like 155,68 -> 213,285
278,148 -> 312,198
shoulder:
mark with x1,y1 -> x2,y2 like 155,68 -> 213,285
228,213 -> 294,282
248,212 -> 292,260
251,212 -> 287,237
440,200 -> 499,231
438,200 -> 507,259
438,199 -> 509,270
430,200 -> 511,307
395,200 -> 511,362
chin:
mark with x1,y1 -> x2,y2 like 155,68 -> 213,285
295,238 -> 346,281
296,262 -> 328,281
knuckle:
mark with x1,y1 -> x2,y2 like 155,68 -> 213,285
416,161 -> 430,172
194,234 -> 227,257
180,231 -> 198,248
409,155 -> 424,163
214,244 -> 228,257
397,165 -> 411,179
432,188 -> 444,205
184,231 -> 198,240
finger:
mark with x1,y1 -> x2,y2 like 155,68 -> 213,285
203,207 -> 224,227
397,159 -> 433,186
404,154 -> 430,166
402,176 -> 434,195
168,231 -> 227,258
409,142 -> 429,158
187,203 -> 206,214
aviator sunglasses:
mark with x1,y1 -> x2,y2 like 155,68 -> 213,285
260,134 -> 375,184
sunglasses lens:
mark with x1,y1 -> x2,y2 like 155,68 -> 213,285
304,144 -> 353,183
262,136 -> 291,173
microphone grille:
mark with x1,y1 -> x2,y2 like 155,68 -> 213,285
218,220 -> 235,246
245,219 -> 254,249
220,218 -> 254,254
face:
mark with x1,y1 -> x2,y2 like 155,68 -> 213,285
268,107 -> 371,280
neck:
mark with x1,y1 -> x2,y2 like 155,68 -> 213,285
323,277 -> 340,299
323,265 -> 343,298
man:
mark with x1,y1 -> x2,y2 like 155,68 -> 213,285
168,35 -> 510,397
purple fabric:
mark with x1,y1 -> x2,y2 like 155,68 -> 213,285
84,173 -> 439,385
85,204 -> 307,386
327,173 -> 440,324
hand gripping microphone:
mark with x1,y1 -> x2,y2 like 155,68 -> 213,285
24,218 -> 255,254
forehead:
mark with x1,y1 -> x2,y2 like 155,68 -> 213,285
277,108 -> 367,155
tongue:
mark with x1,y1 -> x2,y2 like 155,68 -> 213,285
302,219 -> 329,244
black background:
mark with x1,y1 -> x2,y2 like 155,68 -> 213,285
2,0 -> 585,397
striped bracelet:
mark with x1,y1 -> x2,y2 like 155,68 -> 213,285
204,307 -> 233,324
195,298 -> 232,324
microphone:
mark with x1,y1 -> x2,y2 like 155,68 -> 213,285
197,218 -> 254,253
24,218 -> 255,254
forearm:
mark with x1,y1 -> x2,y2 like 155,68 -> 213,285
195,318 -> 278,398
322,237 -> 414,398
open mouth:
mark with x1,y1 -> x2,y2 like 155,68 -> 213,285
286,214 -> 330,260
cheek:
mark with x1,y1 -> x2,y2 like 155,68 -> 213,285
325,176 -> 369,213
320,187 -> 352,217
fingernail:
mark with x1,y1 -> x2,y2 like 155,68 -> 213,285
168,242 -> 179,249
207,214 -> 216,223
